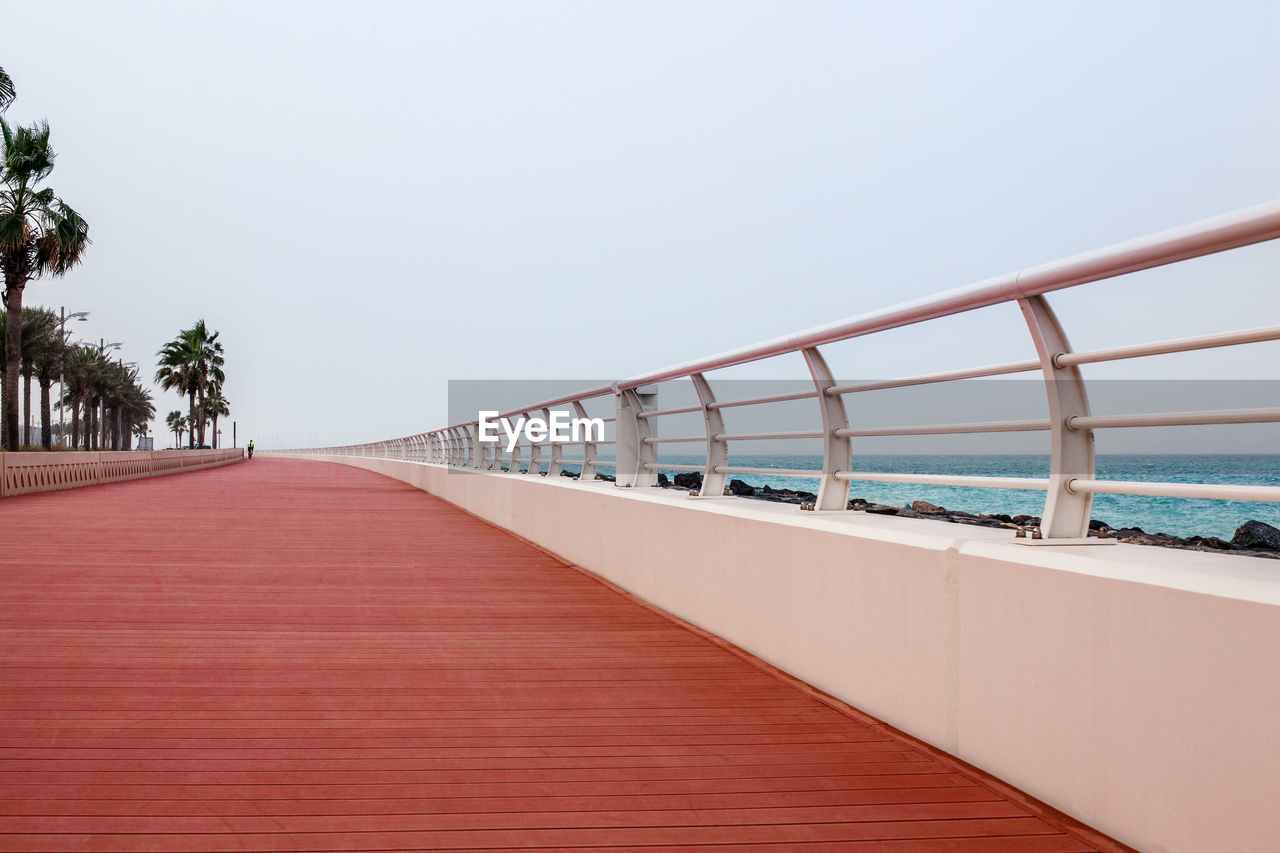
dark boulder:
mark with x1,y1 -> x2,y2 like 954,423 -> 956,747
1232,520 -> 1280,551
728,479 -> 756,496
912,500 -> 944,514
657,472 -> 669,486
673,471 -> 703,491
1011,515 -> 1041,526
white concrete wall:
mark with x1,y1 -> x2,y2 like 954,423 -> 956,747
280,454 -> 1280,853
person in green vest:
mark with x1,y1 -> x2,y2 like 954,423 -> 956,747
247,439 -> 254,459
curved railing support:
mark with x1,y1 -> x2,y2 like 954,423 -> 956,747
616,386 -> 658,488
691,373 -> 727,497
1020,294 -> 1095,538
803,346 -> 852,511
573,400 -> 598,482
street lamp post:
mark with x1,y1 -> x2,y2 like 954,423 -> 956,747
58,308 -> 89,447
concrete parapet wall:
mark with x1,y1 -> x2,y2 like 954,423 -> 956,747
279,454 -> 1280,853
0,448 -> 244,497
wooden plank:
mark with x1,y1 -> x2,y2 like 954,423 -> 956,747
0,458 -> 1118,851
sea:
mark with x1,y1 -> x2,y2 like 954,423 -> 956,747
553,454 -> 1280,540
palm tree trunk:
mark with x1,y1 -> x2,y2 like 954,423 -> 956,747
211,414 -> 219,449
22,367 -> 32,447
196,388 -> 207,448
188,390 -> 196,448
3,281 -> 23,452
70,399 -> 81,450
39,377 -> 52,450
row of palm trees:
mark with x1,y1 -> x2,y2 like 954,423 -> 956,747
155,320 -> 229,449
1,65 -> 92,451
0,305 -> 155,450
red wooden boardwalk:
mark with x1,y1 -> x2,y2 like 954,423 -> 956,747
0,458 -> 1119,852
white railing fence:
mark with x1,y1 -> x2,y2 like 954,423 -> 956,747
277,200 -> 1280,541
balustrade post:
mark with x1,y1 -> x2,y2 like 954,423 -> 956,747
573,400 -> 598,481
691,373 -> 727,497
615,385 -> 658,487
1020,295 -> 1095,538
803,346 -> 852,511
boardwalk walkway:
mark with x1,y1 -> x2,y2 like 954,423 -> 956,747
0,458 -> 1116,851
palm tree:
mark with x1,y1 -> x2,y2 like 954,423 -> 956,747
203,387 -> 230,449
19,307 -> 57,446
33,315 -> 63,450
165,410 -> 187,449
61,345 -> 93,449
1,117 -> 90,450
155,320 -> 223,448
0,67 -> 13,114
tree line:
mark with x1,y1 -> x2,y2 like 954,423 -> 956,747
1,66 -> 233,453
156,319 -> 228,449
1,64 -> 90,451
0,306 -> 154,450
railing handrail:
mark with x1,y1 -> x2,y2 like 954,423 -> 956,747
277,199 -> 1280,538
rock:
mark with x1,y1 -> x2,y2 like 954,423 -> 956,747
911,500 -> 945,514
596,473 -> 615,482
1188,536 -> 1239,551
896,507 -> 920,518
1089,519 -> 1111,531
863,503 -> 900,515
560,469 -> 578,479
728,479 -> 756,496
1231,520 -> 1280,551
657,472 -> 669,486
986,513 -> 1013,523
1011,515 -> 1040,526
849,498 -> 872,511
673,471 -> 703,491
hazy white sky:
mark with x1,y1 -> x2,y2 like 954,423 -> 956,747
4,1 -> 1278,447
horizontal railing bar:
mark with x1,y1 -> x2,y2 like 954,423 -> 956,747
713,466 -> 825,477
713,431 -> 824,441
707,389 -> 818,410
835,471 -> 1051,490
835,419 -> 1051,438
613,199 -> 1280,390
1068,479 -> 1280,502
643,436 -> 706,444
1056,323 -> 1280,367
1067,408 -> 1280,430
826,360 -> 1042,396
642,463 -> 706,471
636,405 -> 703,419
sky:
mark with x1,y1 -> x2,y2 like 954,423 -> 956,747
4,1 -> 1279,449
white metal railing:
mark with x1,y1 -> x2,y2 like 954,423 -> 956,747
277,200 -> 1280,539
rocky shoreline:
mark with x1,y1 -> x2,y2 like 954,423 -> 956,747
650,471 -> 1280,559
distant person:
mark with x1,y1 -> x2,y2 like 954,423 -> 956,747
247,440 -> 254,459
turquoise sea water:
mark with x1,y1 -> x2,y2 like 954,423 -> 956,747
556,454 -> 1279,539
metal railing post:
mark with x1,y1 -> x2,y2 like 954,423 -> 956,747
803,346 -> 852,511
573,400 -> 598,481
616,385 -> 658,487
691,373 -> 727,497
1020,294 -> 1095,538
547,407 -> 564,477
